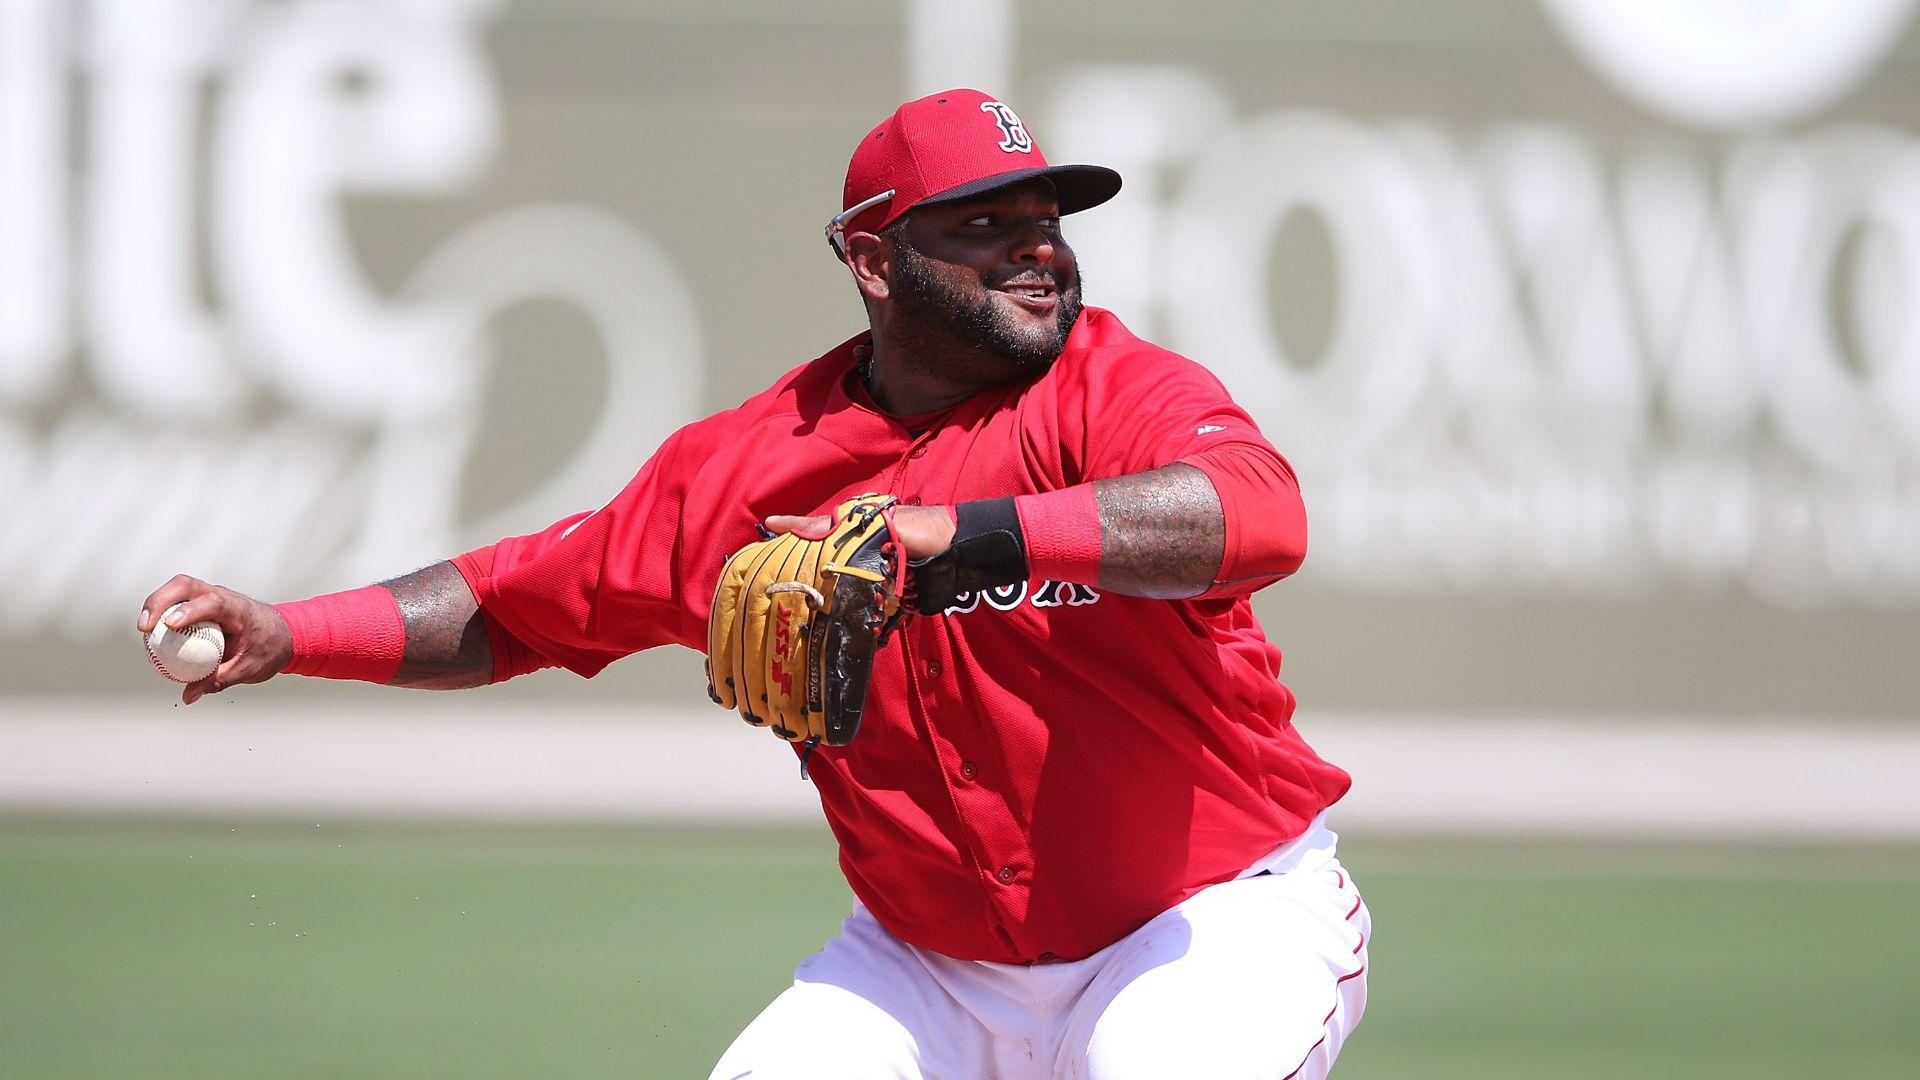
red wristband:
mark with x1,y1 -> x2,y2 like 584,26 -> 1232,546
274,586 -> 406,683
1013,485 -> 1102,585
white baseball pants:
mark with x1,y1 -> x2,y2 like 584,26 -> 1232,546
710,816 -> 1369,1080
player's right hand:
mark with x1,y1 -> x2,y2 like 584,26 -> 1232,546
137,576 -> 293,705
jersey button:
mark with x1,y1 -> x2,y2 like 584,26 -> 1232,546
960,760 -> 978,781
905,496 -> 922,505
926,659 -> 943,676
909,445 -> 928,459
997,865 -> 1016,884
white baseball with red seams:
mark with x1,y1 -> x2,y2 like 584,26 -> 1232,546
145,603 -> 224,683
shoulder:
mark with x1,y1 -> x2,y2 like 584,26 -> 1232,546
1051,308 -> 1231,400
1031,308 -> 1267,477
670,332 -> 867,452
761,331 -> 868,411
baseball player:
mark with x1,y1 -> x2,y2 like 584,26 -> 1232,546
139,89 -> 1367,1078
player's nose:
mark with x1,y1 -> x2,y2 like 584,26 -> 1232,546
1006,220 -> 1057,266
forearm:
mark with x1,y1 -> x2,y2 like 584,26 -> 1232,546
901,452 -> 1303,609
1088,463 -> 1224,599
380,561 -> 492,689
277,560 -> 493,689
1084,445 -> 1308,597
900,463 -> 1229,609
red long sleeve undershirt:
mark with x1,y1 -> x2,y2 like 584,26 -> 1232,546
1179,439 -> 1308,597
451,547 -> 556,683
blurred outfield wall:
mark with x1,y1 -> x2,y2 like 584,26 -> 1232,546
1,1 -> 1916,823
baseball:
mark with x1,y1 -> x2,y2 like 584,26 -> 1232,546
145,603 -> 225,683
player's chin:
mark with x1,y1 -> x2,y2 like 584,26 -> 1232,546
996,329 -> 1071,371
999,284 -> 1082,326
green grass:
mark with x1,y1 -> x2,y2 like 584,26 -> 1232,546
1,824 -> 1915,1079
1338,844 -> 1920,1079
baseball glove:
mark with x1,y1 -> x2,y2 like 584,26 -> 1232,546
706,494 -> 906,747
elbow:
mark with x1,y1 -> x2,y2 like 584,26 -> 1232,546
1192,470 -> 1307,597
1230,486 -> 1307,583
1184,444 -> 1307,588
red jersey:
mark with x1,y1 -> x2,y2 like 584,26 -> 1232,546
454,307 -> 1351,964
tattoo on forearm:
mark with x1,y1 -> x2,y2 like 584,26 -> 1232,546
1093,463 -> 1225,599
380,561 -> 492,689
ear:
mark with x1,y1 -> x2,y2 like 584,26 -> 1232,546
844,232 -> 891,302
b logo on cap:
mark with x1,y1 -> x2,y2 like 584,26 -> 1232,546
980,101 -> 1033,154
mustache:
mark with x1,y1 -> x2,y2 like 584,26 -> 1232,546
989,268 -> 1070,293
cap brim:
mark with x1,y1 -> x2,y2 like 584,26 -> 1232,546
915,164 -> 1122,216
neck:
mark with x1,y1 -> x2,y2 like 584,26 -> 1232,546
863,357 -> 977,417
863,313 -> 1049,416
860,329 -> 992,416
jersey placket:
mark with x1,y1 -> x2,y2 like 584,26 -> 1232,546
891,418 -> 1039,958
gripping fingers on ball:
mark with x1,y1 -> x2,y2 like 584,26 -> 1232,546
159,593 -> 227,638
140,574 -> 205,633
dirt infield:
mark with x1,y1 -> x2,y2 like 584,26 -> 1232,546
5,698 -> 1917,838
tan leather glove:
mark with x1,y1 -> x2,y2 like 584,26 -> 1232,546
706,494 -> 905,746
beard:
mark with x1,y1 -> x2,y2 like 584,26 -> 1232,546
889,237 -> 1083,373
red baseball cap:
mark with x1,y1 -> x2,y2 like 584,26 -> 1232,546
827,88 -> 1122,256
